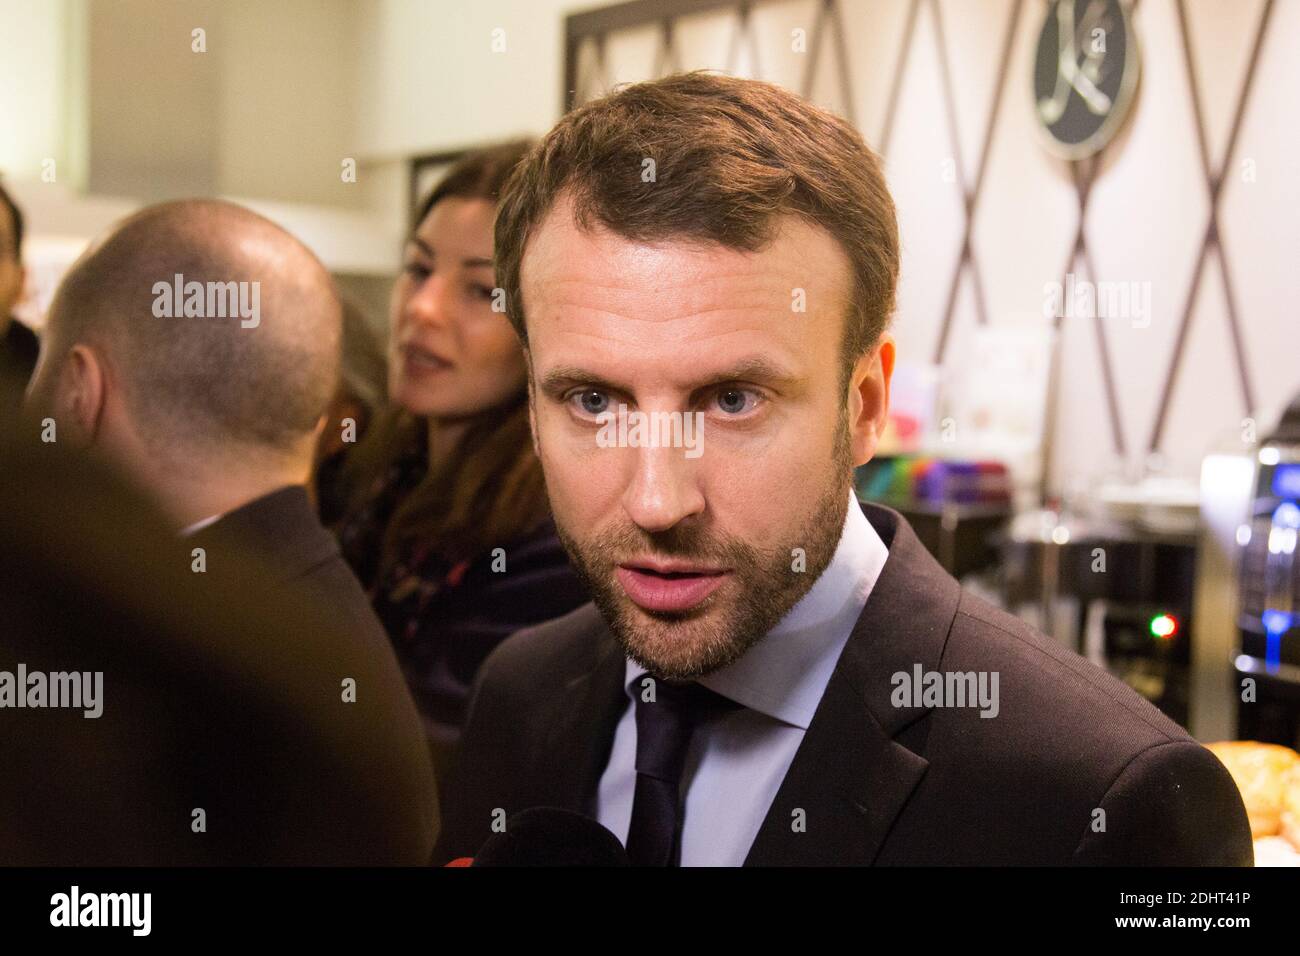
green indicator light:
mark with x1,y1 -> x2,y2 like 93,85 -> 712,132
1149,614 -> 1177,639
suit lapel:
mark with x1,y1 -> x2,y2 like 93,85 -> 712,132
529,619 -> 628,815
744,503 -> 962,865
742,661 -> 929,865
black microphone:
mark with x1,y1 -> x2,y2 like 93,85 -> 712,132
471,807 -> 630,866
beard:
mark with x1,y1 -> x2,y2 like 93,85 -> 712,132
551,411 -> 855,681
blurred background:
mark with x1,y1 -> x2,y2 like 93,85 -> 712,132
3,0 -> 1300,846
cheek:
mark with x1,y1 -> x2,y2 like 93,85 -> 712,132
701,412 -> 839,531
387,277 -> 411,333
535,409 -> 623,518
463,323 -> 526,393
385,285 -> 408,392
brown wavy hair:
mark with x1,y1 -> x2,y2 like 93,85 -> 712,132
339,139 -> 549,575
495,71 -> 900,385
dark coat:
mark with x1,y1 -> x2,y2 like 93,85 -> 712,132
434,501 -> 1253,866
0,455 -> 439,866
334,444 -> 588,766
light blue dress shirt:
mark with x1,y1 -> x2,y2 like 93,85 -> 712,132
594,490 -> 889,866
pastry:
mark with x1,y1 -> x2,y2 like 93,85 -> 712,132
1205,741 -> 1300,839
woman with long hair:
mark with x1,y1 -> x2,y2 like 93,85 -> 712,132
334,140 -> 587,771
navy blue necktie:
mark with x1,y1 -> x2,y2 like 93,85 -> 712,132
624,678 -> 738,867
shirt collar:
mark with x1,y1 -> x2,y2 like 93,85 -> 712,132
623,489 -> 889,729
180,513 -> 223,537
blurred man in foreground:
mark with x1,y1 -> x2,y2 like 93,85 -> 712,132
19,199 -> 437,862
0,428 -> 436,864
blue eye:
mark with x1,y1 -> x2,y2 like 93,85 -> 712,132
715,388 -> 756,415
574,390 -> 610,416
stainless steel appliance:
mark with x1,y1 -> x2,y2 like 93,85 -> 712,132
1234,392 -> 1300,747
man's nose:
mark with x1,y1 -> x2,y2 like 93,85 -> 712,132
620,440 -> 705,534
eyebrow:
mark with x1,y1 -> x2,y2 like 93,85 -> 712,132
405,236 -> 493,269
538,355 -> 799,398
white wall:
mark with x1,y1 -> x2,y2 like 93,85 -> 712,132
5,0 -> 1297,493
1,0 -> 606,279
0,0 -> 73,181
354,0 -> 604,160
216,0 -> 363,207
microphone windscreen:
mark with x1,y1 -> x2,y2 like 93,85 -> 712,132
472,807 -> 630,866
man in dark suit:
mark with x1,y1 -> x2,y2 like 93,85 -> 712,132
0,429 -> 438,865
20,200 -> 438,862
433,72 -> 1252,866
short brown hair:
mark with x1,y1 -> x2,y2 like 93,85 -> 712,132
495,71 -> 900,379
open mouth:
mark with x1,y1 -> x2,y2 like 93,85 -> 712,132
402,344 -> 452,373
615,562 -> 731,614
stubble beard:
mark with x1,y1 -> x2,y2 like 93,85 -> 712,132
551,412 -> 855,680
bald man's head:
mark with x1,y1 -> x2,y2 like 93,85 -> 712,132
35,200 -> 341,464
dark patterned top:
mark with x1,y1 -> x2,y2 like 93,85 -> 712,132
334,439 -> 588,765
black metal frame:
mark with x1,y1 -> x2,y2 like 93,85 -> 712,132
562,0 -> 1278,500
408,147 -> 472,230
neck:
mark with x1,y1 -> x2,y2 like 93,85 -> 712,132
88,395 -> 317,530
425,416 -> 471,474
128,449 -> 311,532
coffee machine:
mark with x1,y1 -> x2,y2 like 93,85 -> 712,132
1234,391 -> 1300,747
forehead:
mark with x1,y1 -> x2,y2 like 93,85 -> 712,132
520,196 -> 852,388
414,196 -> 495,251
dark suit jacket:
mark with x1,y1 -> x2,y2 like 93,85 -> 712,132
192,485 -> 409,688
434,501 -> 1253,865
0,447 -> 439,866
184,485 -> 441,861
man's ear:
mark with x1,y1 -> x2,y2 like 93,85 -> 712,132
847,332 -> 895,467
61,344 -> 109,445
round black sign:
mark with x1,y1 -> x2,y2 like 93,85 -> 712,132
1032,0 -> 1140,159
